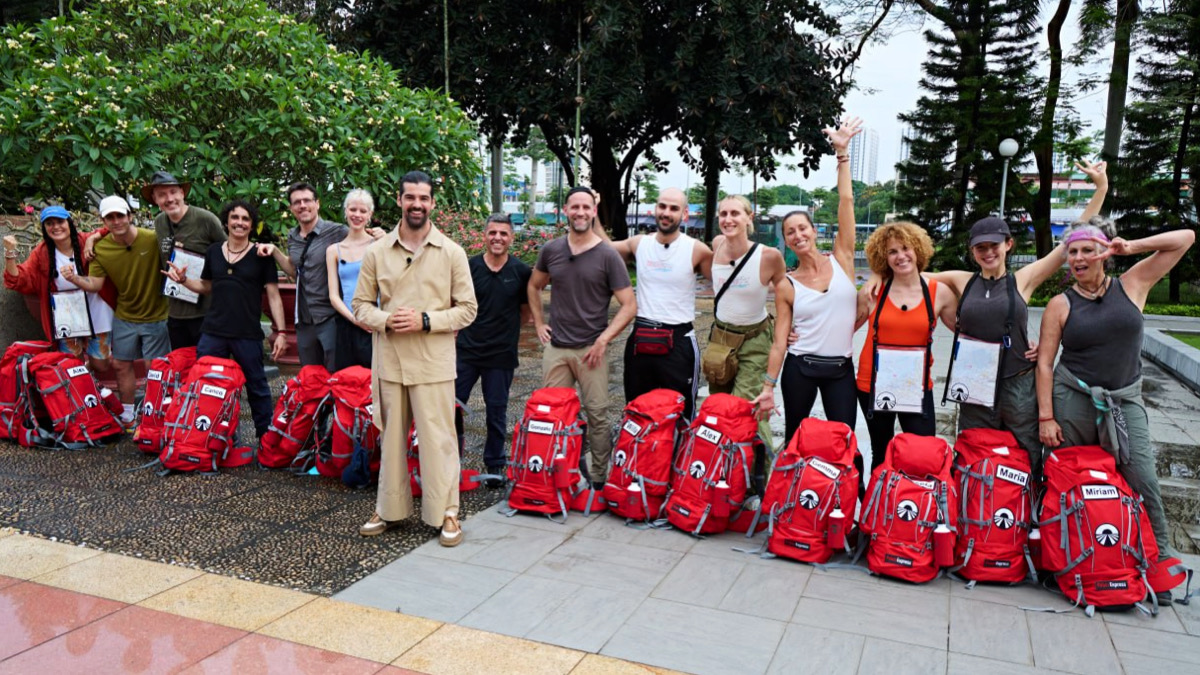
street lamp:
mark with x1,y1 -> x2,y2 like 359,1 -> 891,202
998,138 -> 1019,219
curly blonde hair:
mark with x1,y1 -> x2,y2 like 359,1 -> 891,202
864,222 -> 934,278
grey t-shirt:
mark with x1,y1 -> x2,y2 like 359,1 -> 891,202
154,206 -> 226,320
535,237 -> 631,349
1060,278 -> 1143,390
286,219 -> 348,325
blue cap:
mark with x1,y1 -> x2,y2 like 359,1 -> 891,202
39,205 -> 70,223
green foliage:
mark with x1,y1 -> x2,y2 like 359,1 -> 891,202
350,0 -> 845,240
772,184 -> 810,206
895,1 -> 1041,267
0,0 -> 482,237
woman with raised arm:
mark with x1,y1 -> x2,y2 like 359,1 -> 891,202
708,195 -> 787,447
925,161 -> 1108,479
855,223 -> 958,467
1037,217 -> 1195,597
754,117 -> 864,442
4,206 -> 116,374
325,188 -> 376,370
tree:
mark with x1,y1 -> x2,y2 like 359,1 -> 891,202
773,184 -> 810,205
0,0 -> 482,234
894,1 -> 1041,264
0,1 -> 90,27
753,187 -> 778,214
350,0 -> 845,240
1113,0 -> 1200,301
1029,0 -> 1075,257
514,128 -> 556,222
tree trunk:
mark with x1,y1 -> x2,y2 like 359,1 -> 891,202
1100,0 -> 1141,215
702,144 -> 721,242
528,157 -> 539,223
589,134 -> 629,240
490,139 -> 502,213
1031,0 -> 1072,258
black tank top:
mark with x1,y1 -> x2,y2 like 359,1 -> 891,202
1060,278 -> 1143,389
958,274 -> 1030,378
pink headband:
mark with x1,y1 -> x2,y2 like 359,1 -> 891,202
1064,229 -> 1110,247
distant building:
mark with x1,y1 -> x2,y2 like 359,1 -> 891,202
849,128 -> 880,185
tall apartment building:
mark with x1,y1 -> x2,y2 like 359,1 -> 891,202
849,127 -> 880,185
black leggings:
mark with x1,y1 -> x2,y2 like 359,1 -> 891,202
856,388 -> 936,481
780,353 -> 858,443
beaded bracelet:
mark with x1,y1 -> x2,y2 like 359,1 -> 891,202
762,373 -> 778,386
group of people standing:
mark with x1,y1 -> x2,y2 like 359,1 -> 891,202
3,117 -> 1193,571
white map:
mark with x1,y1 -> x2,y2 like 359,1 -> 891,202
874,346 -> 926,414
946,336 -> 1001,408
50,290 -> 91,338
163,248 -> 205,304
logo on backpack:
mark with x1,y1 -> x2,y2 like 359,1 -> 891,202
1083,485 -> 1119,500
1096,580 -> 1128,590
528,420 -> 554,435
688,460 -> 706,479
696,425 -> 721,444
528,455 -> 544,472
885,554 -> 913,567
993,507 -> 1015,529
798,489 -> 820,510
996,465 -> 1028,487
896,499 -> 918,521
1095,523 -> 1120,547
83,394 -> 99,408
614,450 -> 627,467
144,403 -> 154,415
194,415 -> 212,431
200,384 -> 227,399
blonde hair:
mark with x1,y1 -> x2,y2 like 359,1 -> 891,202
343,188 -> 375,213
864,222 -> 934,278
719,195 -> 754,219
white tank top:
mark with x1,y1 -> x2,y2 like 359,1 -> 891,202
787,258 -> 856,358
635,234 -> 696,325
712,244 -> 768,325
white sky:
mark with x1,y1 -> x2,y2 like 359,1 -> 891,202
651,5 -> 1113,199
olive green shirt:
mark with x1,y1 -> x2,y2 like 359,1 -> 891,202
154,206 -> 225,320
90,228 -> 169,323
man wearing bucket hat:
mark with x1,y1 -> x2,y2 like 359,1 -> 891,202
141,171 -> 226,350
64,196 -> 170,423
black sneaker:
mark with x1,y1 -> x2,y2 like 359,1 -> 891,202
1156,590 -> 1173,605
485,477 -> 505,489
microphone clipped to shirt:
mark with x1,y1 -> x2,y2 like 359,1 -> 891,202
406,257 -> 412,266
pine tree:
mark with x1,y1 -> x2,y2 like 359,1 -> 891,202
895,0 -> 1041,265
1112,0 -> 1200,301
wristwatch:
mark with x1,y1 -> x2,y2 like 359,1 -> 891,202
421,312 -> 431,332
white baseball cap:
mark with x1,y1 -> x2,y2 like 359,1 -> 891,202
98,196 -> 130,217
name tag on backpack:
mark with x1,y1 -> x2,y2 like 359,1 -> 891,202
806,458 -> 840,480
996,466 -> 1028,487
1083,485 -> 1119,500
622,419 -> 643,436
696,425 -> 721,445
200,384 -> 228,399
147,370 -> 163,381
527,420 -> 554,435
911,479 -> 935,490
67,365 -> 89,377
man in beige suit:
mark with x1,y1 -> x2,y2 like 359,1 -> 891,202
353,170 -> 477,546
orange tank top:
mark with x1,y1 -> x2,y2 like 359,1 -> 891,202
855,279 -> 939,392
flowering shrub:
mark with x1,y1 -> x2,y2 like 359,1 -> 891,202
0,0 -> 482,235
434,208 -> 557,265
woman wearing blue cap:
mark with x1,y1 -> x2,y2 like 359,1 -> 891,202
4,205 -> 117,373
921,160 -> 1108,479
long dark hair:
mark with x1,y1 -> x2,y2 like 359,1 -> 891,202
41,212 -> 95,338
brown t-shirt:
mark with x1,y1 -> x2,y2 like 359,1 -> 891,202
535,237 -> 631,349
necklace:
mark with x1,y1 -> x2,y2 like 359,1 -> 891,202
225,241 -> 251,273
980,273 -> 1006,299
1074,276 -> 1109,300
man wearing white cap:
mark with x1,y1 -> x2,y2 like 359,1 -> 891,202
63,196 -> 169,420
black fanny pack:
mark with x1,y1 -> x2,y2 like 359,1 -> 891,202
796,354 -> 851,379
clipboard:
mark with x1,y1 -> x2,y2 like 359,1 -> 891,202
944,336 -> 1001,408
163,248 -> 205,304
50,290 -> 93,338
873,346 -> 927,414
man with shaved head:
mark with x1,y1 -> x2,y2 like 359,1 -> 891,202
601,188 -> 712,418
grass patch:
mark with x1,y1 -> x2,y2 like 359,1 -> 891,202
1168,331 -> 1200,350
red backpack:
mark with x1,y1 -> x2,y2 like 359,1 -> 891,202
258,365 -> 331,469
134,347 -> 197,455
859,433 -> 959,583
21,352 -> 124,448
665,393 -> 759,536
761,418 -> 861,564
602,389 -> 686,522
317,366 -> 378,479
407,400 -> 484,495
0,340 -> 52,440
952,428 -> 1036,583
506,387 -> 586,520
1039,445 -> 1159,614
159,356 -> 253,472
